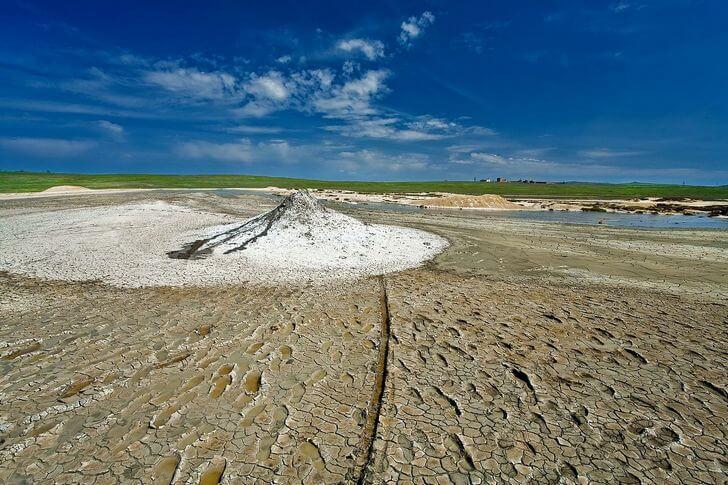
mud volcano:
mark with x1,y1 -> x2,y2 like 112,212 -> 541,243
169,190 -> 354,259
168,190 -> 448,282
0,190 -> 447,287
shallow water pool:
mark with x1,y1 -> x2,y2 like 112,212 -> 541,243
197,189 -> 728,231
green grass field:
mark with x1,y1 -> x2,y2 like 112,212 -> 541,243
2,171 -> 727,199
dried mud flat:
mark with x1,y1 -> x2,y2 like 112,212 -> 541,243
1,192 -> 727,484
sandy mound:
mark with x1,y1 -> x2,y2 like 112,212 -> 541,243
41,185 -> 92,193
0,191 -> 448,287
419,193 -> 521,210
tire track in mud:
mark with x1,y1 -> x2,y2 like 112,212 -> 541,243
348,275 -> 392,484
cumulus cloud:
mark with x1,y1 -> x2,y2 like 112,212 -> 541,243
0,137 -> 96,157
233,67 -> 392,122
244,71 -> 290,101
233,71 -> 296,117
52,55 -> 397,127
399,11 -> 436,46
234,68 -> 333,118
144,67 -> 238,100
21,45 -> 482,166
337,38 -> 385,60
312,69 -> 389,118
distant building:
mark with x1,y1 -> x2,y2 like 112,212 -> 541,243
479,178 -> 492,183
496,177 -> 507,183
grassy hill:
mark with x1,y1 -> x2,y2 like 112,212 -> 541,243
2,171 -> 727,199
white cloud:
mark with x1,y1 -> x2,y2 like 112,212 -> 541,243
399,11 -> 436,46
235,69 -> 333,117
232,101 -> 278,118
235,71 -> 296,117
341,70 -> 388,98
447,144 -> 482,154
326,116 -> 456,141
512,147 -> 555,158
312,69 -> 389,118
478,156 -> 711,180
174,137 -> 434,175
447,151 -> 510,165
333,149 -> 432,174
448,150 -> 546,168
87,59 -> 393,124
95,120 -> 124,139
276,55 -> 292,64
611,2 -> 631,13
263,139 -> 293,161
176,138 -> 307,164
144,67 -> 238,100
337,38 -> 385,60
0,137 -> 96,157
176,138 -> 254,162
466,126 -> 498,136
342,61 -> 359,76
446,148 -> 700,181
58,67 -> 149,109
226,124 -> 284,134
579,148 -> 645,158
326,115 -> 489,142
244,71 -> 289,101
470,152 -> 508,164
114,53 -> 150,66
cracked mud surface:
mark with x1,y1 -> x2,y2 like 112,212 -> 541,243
1,192 -> 726,484
1,277 -> 383,483
373,273 -> 726,484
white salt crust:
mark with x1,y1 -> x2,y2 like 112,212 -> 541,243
0,193 -> 448,288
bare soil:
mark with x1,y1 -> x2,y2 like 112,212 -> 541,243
0,191 -> 726,484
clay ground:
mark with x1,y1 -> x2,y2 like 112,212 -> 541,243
0,192 -> 726,484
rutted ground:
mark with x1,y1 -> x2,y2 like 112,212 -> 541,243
0,192 -> 727,483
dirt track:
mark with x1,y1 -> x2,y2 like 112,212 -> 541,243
1,192 -> 726,483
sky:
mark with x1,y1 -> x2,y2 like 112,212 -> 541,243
1,1 -> 727,184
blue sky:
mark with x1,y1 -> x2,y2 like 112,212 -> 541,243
1,1 -> 726,183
